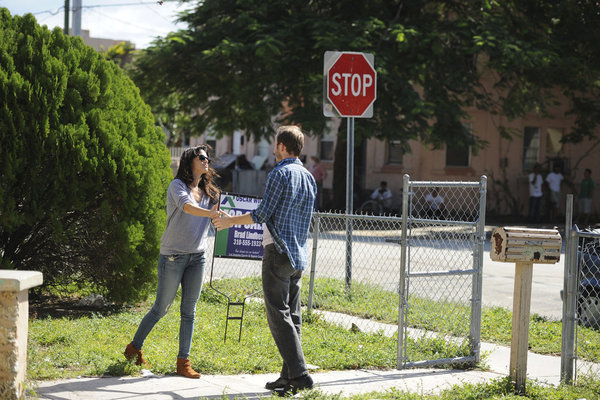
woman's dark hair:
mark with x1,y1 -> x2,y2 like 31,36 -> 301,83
175,145 -> 220,202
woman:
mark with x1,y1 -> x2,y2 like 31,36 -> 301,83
124,145 -> 220,378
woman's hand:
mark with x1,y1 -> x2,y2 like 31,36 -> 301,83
212,210 -> 231,231
208,204 -> 220,219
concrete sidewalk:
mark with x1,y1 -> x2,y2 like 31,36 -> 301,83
30,343 -> 562,399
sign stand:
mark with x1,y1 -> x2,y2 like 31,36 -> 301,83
209,260 -> 260,342
209,192 -> 264,343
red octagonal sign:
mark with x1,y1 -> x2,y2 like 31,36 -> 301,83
327,52 -> 376,118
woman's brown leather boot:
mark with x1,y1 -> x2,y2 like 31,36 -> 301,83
124,343 -> 149,367
176,358 -> 201,379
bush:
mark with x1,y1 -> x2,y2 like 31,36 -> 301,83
0,9 -> 172,303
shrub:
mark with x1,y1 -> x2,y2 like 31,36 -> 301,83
0,9 -> 172,303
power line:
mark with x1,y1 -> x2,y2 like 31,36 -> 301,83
88,8 -> 159,33
33,1 -> 169,16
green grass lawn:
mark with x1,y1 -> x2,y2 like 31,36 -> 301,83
28,289 -> 401,380
27,276 -> 600,399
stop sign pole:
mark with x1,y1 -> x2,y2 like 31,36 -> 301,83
323,51 -> 377,289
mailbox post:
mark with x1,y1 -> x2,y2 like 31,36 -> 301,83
490,227 -> 562,393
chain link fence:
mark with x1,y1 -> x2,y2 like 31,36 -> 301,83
306,213 -> 403,336
306,175 -> 487,369
562,222 -> 600,383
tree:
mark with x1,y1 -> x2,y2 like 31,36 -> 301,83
103,41 -> 136,68
129,0 -> 600,208
0,10 -> 173,303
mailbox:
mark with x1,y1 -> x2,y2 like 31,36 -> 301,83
489,226 -> 562,394
490,227 -> 562,264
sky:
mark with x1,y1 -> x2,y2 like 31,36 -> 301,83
0,0 -> 192,49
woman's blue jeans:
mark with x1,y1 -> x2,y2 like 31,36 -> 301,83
131,253 -> 206,359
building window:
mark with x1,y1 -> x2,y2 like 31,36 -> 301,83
522,126 -> 540,170
206,139 -> 217,154
387,140 -> 403,164
546,128 -> 563,154
204,134 -> 217,154
446,123 -> 471,167
319,120 -> 337,161
446,142 -> 470,167
319,140 -> 334,161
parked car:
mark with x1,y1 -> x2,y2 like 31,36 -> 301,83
577,229 -> 600,329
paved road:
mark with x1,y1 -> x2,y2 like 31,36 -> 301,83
481,240 -> 564,320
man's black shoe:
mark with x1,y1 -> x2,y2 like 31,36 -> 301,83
265,376 -> 288,390
274,374 -> 314,396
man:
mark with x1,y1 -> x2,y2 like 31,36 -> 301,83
370,181 -> 392,210
578,168 -> 595,226
213,125 -> 316,396
528,164 -> 543,222
545,165 -> 564,221
424,189 -> 445,218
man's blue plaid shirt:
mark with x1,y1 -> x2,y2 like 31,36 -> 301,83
251,157 -> 316,271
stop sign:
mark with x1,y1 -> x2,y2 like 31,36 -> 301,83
326,52 -> 376,118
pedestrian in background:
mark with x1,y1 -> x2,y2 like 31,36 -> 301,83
545,164 -> 564,221
124,145 -> 220,379
309,156 -> 327,210
213,126 -> 316,396
578,168 -> 596,226
528,164 -> 543,222
424,188 -> 445,219
370,181 -> 393,210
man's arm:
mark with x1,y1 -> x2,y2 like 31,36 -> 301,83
212,211 -> 254,231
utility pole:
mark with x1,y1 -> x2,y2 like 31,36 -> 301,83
63,0 -> 70,35
72,0 -> 82,37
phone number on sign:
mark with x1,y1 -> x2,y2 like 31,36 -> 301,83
232,239 -> 262,247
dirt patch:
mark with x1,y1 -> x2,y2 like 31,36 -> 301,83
28,292 -> 142,319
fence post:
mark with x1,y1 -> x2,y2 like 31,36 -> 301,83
561,195 -> 577,384
469,175 -> 487,364
510,261 -> 534,393
397,174 -> 410,369
307,213 -> 320,313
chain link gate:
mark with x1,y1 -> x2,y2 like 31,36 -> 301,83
398,175 -> 487,368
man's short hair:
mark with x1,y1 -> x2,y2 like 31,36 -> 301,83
381,181 -> 387,186
276,125 -> 304,156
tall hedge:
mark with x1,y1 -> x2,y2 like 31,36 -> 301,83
0,9 -> 173,303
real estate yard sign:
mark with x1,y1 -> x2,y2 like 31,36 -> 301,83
214,193 -> 264,259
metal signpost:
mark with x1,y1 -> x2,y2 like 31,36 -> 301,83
323,51 -> 377,288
